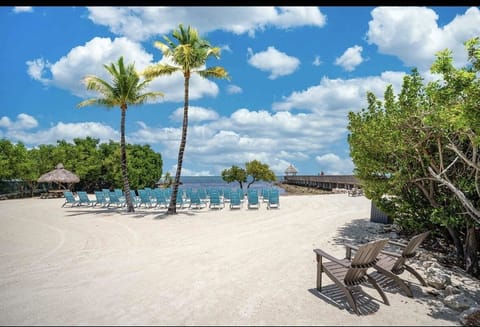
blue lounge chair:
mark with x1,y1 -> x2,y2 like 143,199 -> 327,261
77,191 -> 95,206
108,192 -> 126,207
189,191 -> 205,209
137,189 -> 155,208
114,188 -> 124,200
94,191 -> 109,207
209,191 -> 224,209
62,191 -> 80,207
175,190 -> 189,209
267,189 -> 280,209
247,190 -> 260,209
152,189 -> 168,208
229,191 -> 242,209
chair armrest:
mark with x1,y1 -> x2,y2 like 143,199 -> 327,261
314,249 -> 350,268
344,243 -> 360,259
345,243 -> 359,251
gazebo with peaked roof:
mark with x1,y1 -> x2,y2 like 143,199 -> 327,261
285,164 -> 298,176
37,163 -> 80,190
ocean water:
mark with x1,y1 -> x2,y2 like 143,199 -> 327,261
178,176 -> 286,195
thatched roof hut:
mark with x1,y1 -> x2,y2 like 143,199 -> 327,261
285,164 -> 298,176
37,163 -> 80,188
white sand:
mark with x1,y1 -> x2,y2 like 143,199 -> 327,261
0,194 -> 459,325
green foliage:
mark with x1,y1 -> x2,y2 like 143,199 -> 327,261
0,138 -> 162,194
221,165 -> 247,189
77,56 -> 164,212
221,160 -> 276,190
0,140 -> 37,182
245,160 -> 276,189
348,37 -> 480,275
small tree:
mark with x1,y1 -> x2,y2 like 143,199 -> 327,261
221,165 -> 247,190
221,160 -> 276,191
245,160 -> 277,189
347,38 -> 480,276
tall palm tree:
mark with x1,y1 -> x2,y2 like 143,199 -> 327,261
77,56 -> 164,212
143,24 -> 230,214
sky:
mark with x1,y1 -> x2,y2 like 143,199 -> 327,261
1,6 -> 479,177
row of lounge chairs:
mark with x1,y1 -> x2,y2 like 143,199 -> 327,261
314,231 -> 430,315
61,187 -> 281,210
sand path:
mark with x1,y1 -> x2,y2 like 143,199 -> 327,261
0,194 -> 458,325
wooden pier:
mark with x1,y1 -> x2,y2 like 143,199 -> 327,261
282,175 -> 361,192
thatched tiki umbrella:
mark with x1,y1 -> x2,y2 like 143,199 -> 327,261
38,163 -> 80,190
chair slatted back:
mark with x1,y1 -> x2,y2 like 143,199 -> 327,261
345,239 -> 388,286
391,231 -> 430,273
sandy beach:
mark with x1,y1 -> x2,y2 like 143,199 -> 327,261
0,194 -> 461,325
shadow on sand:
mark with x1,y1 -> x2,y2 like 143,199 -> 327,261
62,205 -> 208,220
309,217 -> 460,322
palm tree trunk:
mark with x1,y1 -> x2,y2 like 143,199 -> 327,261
168,74 -> 190,214
120,106 -> 134,212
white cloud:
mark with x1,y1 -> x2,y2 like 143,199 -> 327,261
11,69 -> 409,176
0,118 -> 118,147
169,106 -> 220,123
335,45 -> 364,72
86,7 -> 326,41
247,46 -> 300,79
26,37 -> 219,102
272,71 -> 406,116
0,116 -> 11,128
226,85 -> 243,94
313,55 -> 322,66
366,6 -> 480,70
315,153 -> 354,175
126,70 -> 409,175
13,7 -> 33,13
26,58 -> 51,84
0,113 -> 38,130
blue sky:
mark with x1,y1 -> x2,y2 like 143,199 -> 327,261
1,6 -> 479,177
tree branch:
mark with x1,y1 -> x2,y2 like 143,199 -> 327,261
428,166 -> 480,224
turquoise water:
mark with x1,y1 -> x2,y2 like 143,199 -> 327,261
178,176 -> 285,195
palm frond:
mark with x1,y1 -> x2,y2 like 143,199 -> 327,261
77,56 -> 164,110
197,66 -> 231,81
82,75 -> 115,96
154,41 -> 171,57
76,98 -> 117,109
142,64 -> 180,79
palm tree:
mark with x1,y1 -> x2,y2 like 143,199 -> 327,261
143,24 -> 230,214
77,56 -> 164,212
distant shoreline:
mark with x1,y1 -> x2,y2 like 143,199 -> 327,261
275,182 -> 333,196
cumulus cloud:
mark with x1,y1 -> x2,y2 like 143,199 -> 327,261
247,46 -> 300,79
13,7 -> 33,13
366,6 -> 480,70
26,58 -> 51,84
272,71 -> 406,115
26,36 -> 219,102
315,153 -> 354,175
169,106 -> 220,123
11,69 -> 409,176
313,55 -> 322,66
226,85 -> 243,94
335,45 -> 364,72
86,7 -> 326,41
0,116 -> 118,147
0,113 -> 38,130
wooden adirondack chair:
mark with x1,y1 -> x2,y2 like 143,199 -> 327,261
345,231 -> 430,298
314,239 -> 389,315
